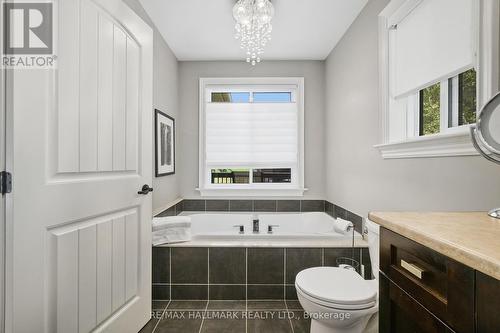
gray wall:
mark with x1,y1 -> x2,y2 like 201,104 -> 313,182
324,0 -> 500,217
178,61 -> 326,199
124,0 -> 181,213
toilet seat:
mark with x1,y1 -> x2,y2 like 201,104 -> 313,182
295,267 -> 377,310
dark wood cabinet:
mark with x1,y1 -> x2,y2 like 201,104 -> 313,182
379,227 -> 500,333
379,273 -> 455,333
380,228 -> 474,333
476,271 -> 500,333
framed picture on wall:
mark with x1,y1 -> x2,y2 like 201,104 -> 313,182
155,109 -> 175,177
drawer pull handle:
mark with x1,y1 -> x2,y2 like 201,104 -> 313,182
401,259 -> 424,279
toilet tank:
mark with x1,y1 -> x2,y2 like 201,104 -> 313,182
365,218 -> 380,280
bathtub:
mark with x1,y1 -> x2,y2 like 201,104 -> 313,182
169,211 -> 366,248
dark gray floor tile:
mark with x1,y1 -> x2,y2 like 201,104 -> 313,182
171,247 -> 208,283
171,285 -> 208,300
247,285 -> 284,300
152,247 -> 170,284
285,286 -> 298,300
167,300 -> 208,310
247,301 -> 286,310
247,311 -> 293,333
300,200 -> 325,212
138,318 -> 158,333
201,312 -> 246,333
285,248 -> 322,284
247,248 -> 284,284
229,200 -> 253,212
209,285 -> 246,300
289,311 -> 311,333
155,314 -> 203,333
209,248 -> 246,284
285,300 -> 303,310
253,200 -> 277,212
207,300 -> 247,310
152,284 -> 170,300
277,200 -> 300,212
206,200 -> 229,211
183,199 -> 206,211
152,300 -> 170,311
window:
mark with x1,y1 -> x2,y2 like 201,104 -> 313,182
253,168 -> 292,183
211,169 -> 250,184
199,78 -> 305,196
457,69 -> 477,126
375,0 -> 499,158
419,82 -> 441,136
417,69 -> 477,137
253,92 -> 292,103
211,92 -> 250,103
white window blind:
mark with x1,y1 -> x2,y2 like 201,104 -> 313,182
205,102 -> 298,167
392,0 -> 474,98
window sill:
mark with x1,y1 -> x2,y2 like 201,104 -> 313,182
196,187 -> 308,197
374,130 -> 478,159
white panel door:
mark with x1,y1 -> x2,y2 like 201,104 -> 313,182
5,0 -> 153,332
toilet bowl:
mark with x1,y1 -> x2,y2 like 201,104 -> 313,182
295,219 -> 380,333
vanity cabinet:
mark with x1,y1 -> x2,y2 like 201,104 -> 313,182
379,273 -> 455,333
476,271 -> 500,333
379,227 -> 500,333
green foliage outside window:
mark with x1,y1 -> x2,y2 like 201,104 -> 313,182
458,69 -> 477,126
420,83 -> 441,136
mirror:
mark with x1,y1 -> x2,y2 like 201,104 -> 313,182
471,91 -> 500,219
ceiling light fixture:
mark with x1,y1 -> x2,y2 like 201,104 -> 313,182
233,0 -> 274,65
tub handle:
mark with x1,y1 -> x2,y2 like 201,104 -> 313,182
267,225 -> 280,234
233,225 -> 245,234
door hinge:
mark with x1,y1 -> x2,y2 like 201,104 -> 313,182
1,171 -> 12,195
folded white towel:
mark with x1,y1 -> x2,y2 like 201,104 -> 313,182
152,228 -> 192,246
334,218 -> 354,235
152,216 -> 192,245
152,216 -> 191,232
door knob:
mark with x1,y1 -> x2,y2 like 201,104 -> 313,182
138,184 -> 153,195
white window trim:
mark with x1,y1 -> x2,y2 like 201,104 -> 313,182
376,0 -> 500,159
197,77 -> 306,197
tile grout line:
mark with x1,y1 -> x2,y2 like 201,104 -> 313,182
285,299 -> 295,333
197,300 -> 210,333
283,249 -> 287,295
151,299 -> 170,333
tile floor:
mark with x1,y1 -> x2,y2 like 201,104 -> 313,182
139,300 -> 310,333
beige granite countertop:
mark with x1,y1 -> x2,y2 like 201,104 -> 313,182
368,212 -> 500,280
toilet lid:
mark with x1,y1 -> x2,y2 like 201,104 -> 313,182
295,267 -> 377,307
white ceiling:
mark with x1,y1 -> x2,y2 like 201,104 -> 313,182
138,0 -> 368,61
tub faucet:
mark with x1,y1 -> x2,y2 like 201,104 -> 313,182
252,215 -> 259,233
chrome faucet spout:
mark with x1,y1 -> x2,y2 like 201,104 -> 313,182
252,215 -> 259,233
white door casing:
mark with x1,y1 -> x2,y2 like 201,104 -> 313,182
5,0 -> 153,332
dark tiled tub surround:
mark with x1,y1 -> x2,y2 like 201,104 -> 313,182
152,246 -> 372,301
156,198 -> 363,232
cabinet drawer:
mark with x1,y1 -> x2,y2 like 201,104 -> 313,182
379,273 -> 455,333
380,228 -> 474,333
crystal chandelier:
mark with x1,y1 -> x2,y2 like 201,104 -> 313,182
233,0 -> 274,66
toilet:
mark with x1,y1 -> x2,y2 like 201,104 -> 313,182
295,219 -> 380,333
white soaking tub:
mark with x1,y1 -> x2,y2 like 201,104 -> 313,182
170,212 -> 366,248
